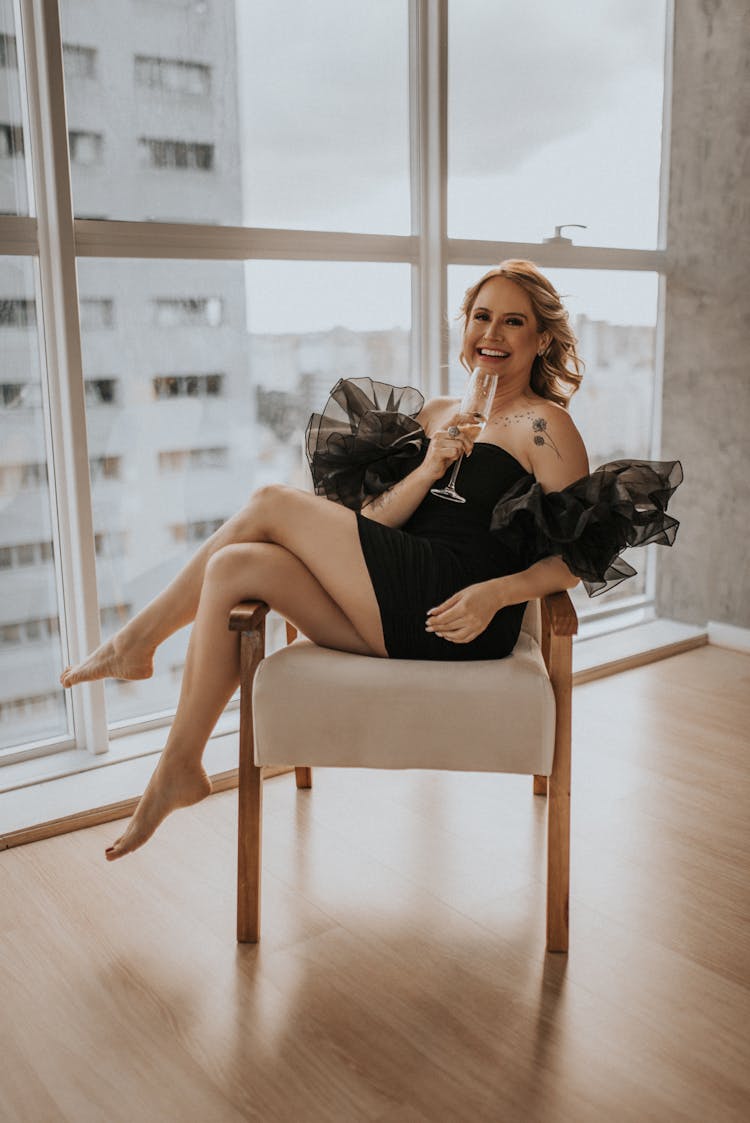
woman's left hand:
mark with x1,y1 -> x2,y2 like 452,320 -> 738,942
425,581 -> 506,644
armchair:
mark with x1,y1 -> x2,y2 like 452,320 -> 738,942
228,591 -> 577,952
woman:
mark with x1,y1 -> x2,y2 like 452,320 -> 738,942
60,260 -> 681,859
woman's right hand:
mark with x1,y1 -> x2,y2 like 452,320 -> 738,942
422,413 -> 477,481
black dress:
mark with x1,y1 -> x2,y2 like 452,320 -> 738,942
306,377 -> 683,662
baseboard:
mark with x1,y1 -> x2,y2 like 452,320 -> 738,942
707,621 -> 750,654
0,765 -> 290,851
572,618 -> 708,685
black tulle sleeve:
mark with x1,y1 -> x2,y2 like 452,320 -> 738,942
490,459 -> 684,596
305,377 -> 427,510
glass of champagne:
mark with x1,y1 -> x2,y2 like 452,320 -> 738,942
430,367 -> 498,503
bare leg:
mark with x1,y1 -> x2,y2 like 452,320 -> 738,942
105,543 -> 379,859
60,484 -> 383,687
60,507 -> 266,687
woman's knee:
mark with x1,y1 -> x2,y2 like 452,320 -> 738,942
234,483 -> 298,538
204,543 -> 259,587
203,542 -> 289,591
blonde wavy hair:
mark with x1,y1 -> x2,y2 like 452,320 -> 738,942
458,259 -> 583,409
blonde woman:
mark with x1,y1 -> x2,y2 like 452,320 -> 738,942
61,260 -> 681,859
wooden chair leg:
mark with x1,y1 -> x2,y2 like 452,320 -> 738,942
237,625 -> 266,943
295,767 -> 312,789
546,631 -> 572,953
533,775 -> 548,795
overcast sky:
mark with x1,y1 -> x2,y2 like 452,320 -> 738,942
237,0 -> 667,333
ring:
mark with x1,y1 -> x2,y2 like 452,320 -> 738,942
447,425 -> 460,437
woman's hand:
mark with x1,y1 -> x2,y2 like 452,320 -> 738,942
425,580 -> 509,644
422,413 -> 477,481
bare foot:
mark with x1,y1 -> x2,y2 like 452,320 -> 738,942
105,756 -> 212,860
60,632 -> 154,688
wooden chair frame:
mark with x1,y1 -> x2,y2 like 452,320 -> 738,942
228,591 -> 577,953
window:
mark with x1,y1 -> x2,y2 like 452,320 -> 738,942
0,256 -> 67,753
0,540 -> 54,568
152,297 -> 222,327
0,298 -> 36,326
152,373 -> 224,398
0,1 -> 670,766
0,461 -> 49,492
0,32 -> 18,68
0,123 -> 23,158
158,447 -> 228,472
138,138 -> 214,171
79,298 -> 114,329
68,130 -> 104,165
448,0 -> 667,248
1,381 -> 25,406
62,43 -> 97,79
235,0 -> 411,233
94,530 -> 129,557
135,55 -> 211,96
99,603 -> 132,635
89,455 -> 122,481
0,615 -> 59,645
170,517 -> 226,544
85,377 -> 118,405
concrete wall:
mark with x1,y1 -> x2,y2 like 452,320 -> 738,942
657,0 -> 750,627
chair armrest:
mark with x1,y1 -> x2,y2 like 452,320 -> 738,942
228,600 -> 271,632
541,591 -> 578,637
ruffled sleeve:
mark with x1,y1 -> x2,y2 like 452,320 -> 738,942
490,460 -> 684,596
306,377 -> 427,510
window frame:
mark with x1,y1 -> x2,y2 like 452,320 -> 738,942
0,0 -> 673,764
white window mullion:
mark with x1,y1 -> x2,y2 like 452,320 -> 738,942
410,0 -> 448,398
21,0 -> 108,755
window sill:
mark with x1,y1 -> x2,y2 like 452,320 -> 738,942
0,617 -> 707,847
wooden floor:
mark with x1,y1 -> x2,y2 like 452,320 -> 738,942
1,645 -> 749,1123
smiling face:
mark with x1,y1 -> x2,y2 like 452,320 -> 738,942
462,276 -> 549,387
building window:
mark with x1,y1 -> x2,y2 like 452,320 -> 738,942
134,55 -> 211,96
0,298 -> 35,326
94,530 -> 129,557
0,32 -> 18,69
68,130 -> 104,165
79,299 -> 114,329
0,461 -> 47,492
63,43 -> 97,79
0,540 -> 56,570
158,446 -> 228,472
99,603 -> 132,633
152,298 -> 222,327
0,122 -> 23,158
0,615 -> 59,645
1,382 -> 25,407
137,137 -> 214,171
84,377 -> 118,405
0,690 -> 63,720
89,455 -> 122,482
170,517 -> 225,544
152,372 -> 224,398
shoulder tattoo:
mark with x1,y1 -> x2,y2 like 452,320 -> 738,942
531,416 -> 561,459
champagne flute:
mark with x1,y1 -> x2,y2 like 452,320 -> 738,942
430,367 -> 498,503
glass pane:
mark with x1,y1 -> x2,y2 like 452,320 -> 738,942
0,1 -> 31,215
448,266 -> 659,610
0,257 -> 69,750
60,0 -> 411,233
448,0 -> 667,248
76,257 -> 412,726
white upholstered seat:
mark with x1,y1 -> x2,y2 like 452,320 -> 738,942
253,603 -> 556,776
